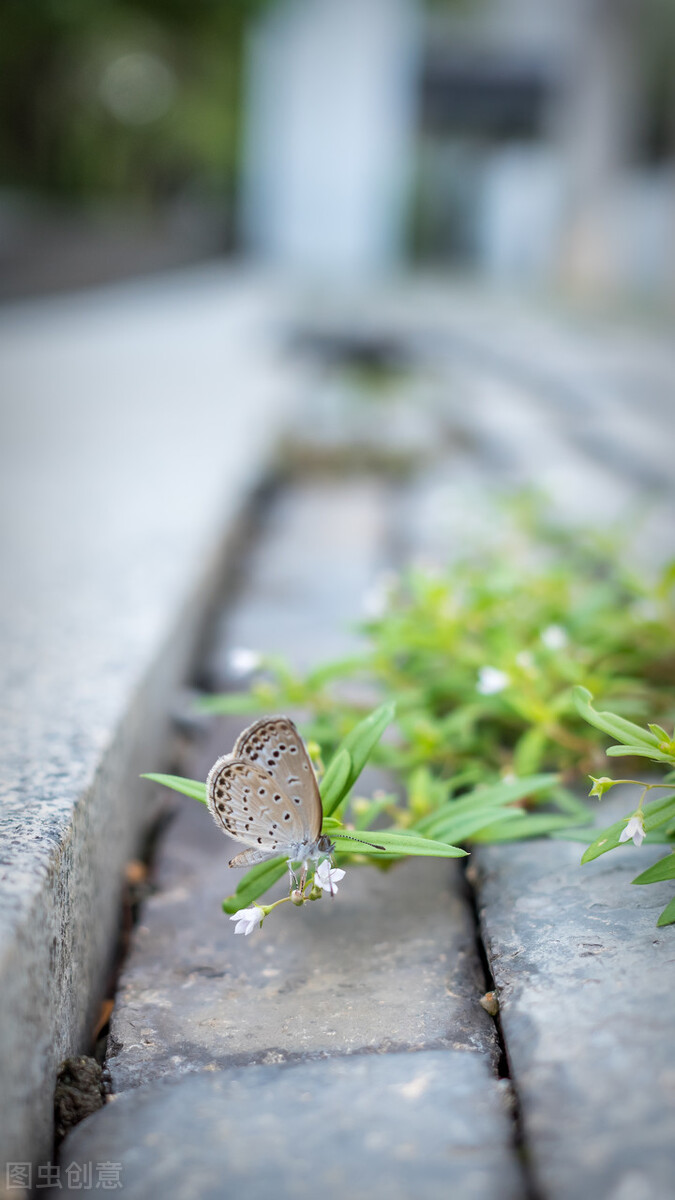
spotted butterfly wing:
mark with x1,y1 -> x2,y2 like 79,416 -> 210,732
207,756 -> 311,866
233,716 -> 322,841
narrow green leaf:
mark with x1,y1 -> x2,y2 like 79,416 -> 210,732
552,828 -> 604,843
554,829 -> 674,845
331,829 -> 467,858
222,857 -> 287,913
305,656 -> 368,690
549,785 -> 593,821
581,793 -> 675,863
471,813 -> 581,842
606,745 -> 673,762
320,748 -> 352,817
340,701 -> 397,787
142,773 -> 207,805
414,774 -> 559,836
422,807 -> 526,844
632,853 -> 675,885
320,702 -> 396,818
573,687 -> 660,748
657,895 -> 675,927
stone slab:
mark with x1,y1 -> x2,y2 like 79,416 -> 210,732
108,469 -> 498,1091
474,800 -> 675,1200
107,779 -> 497,1089
0,268 -> 306,1173
56,1051 -> 523,1200
207,477 -> 391,684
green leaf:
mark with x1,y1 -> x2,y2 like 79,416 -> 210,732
305,656 -> 368,690
606,745 -> 673,762
320,702 -> 396,818
222,857 -> 287,913
550,785 -> 593,821
657,895 -> 675,927
554,829 -> 674,845
581,793 -> 675,863
648,724 -> 671,743
414,774 -> 559,837
340,701 -> 397,787
421,806 -> 527,844
331,829 -> 467,858
632,853 -> 675,885
141,773 -> 207,806
415,772 -> 557,840
320,748 -> 352,817
470,813 -> 582,842
573,687 -> 660,749
512,727 -> 548,776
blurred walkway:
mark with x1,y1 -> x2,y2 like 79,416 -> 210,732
1,266 -> 674,1191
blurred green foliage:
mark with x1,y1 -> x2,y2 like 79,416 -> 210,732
0,0 -> 273,210
200,504 -> 675,818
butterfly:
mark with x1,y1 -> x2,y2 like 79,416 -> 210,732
206,716 -> 384,882
207,716 -> 335,872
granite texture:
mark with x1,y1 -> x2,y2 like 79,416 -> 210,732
0,268 -> 305,1173
56,1051 -> 523,1200
474,803 -> 675,1200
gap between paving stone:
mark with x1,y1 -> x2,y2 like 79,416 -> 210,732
473,796 -> 675,1200
107,729 -> 497,1092
91,470 -> 523,1195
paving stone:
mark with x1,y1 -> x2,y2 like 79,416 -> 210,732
474,799 -> 675,1200
56,1050 -> 523,1200
107,777 -> 497,1090
207,476 -> 391,683
0,269 -> 306,1173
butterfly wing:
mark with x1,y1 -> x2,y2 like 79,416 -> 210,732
207,754 -> 311,860
234,716 -> 322,841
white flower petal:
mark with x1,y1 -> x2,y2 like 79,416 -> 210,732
230,905 -> 264,935
541,625 -> 568,650
619,816 -> 645,847
227,647 -> 261,678
477,666 -> 510,695
314,860 -> 346,893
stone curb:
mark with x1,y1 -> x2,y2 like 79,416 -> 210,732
0,269 -> 306,1173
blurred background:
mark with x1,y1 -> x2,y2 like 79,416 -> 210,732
2,0 -> 674,305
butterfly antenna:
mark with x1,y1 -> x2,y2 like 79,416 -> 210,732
337,834 -> 386,851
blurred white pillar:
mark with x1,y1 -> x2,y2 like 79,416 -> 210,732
240,0 -> 421,278
555,0 -> 640,295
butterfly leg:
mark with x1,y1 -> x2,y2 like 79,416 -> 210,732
287,860 -> 299,890
298,859 -> 309,893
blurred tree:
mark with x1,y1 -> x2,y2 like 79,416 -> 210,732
0,0 -> 273,220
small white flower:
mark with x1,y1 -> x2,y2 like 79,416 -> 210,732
227,647 -> 261,678
515,650 -> 535,670
477,666 -> 510,695
619,815 -> 645,848
229,905 -> 264,935
541,625 -> 568,651
362,571 -> 398,619
313,860 -> 346,894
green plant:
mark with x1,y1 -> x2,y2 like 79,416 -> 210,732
199,522 -> 675,839
573,688 -> 675,927
144,703 -> 472,933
